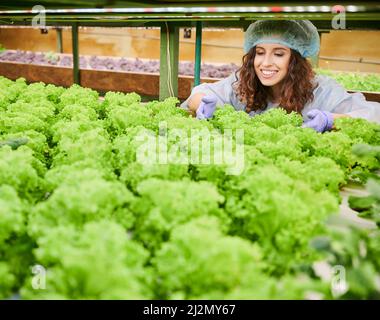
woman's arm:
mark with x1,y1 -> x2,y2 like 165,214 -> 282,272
187,92 -> 207,117
309,75 -> 380,124
180,73 -> 242,116
332,113 -> 351,119
331,113 -> 351,129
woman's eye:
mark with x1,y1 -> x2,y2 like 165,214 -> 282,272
275,53 -> 284,57
256,52 -> 264,55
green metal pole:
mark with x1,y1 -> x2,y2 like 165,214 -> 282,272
310,31 -> 322,69
310,54 -> 319,69
71,23 -> 80,85
194,21 -> 202,87
159,22 -> 179,100
56,27 -> 63,53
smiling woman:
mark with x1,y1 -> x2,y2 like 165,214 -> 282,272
181,20 -> 380,132
237,43 -> 315,115
254,44 -> 291,95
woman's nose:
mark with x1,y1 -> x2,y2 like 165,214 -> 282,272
262,54 -> 273,66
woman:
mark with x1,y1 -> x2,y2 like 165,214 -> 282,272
181,20 -> 380,132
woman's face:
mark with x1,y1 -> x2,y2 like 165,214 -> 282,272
254,43 -> 291,87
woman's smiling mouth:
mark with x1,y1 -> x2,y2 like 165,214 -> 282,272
260,69 -> 279,78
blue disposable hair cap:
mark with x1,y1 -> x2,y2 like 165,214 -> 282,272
244,20 -> 320,58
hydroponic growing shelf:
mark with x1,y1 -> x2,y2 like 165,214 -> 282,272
0,1 -> 379,99
0,0 -> 380,303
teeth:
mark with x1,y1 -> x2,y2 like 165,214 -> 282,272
262,70 -> 277,75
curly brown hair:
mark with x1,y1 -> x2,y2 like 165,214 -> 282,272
234,46 -> 316,114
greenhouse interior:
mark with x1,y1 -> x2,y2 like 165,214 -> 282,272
0,0 -> 380,303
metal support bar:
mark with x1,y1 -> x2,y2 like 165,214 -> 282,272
194,21 -> 202,87
310,54 -> 319,68
159,22 -> 179,100
1,20 -> 379,30
56,27 -> 63,53
71,22 -> 80,84
310,31 -> 321,68
319,56 -> 380,65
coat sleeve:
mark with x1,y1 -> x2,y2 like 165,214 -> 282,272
180,73 -> 246,112
302,75 -> 380,124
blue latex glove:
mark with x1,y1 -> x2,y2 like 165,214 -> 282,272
302,109 -> 334,133
196,95 -> 218,120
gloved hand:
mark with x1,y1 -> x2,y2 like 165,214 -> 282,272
302,109 -> 334,133
196,95 -> 218,120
